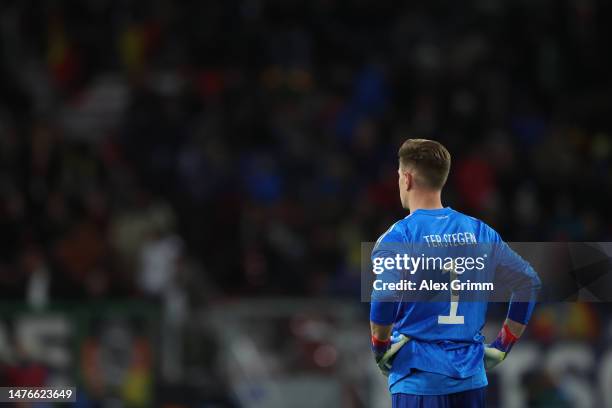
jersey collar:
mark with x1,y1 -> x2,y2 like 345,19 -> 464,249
408,207 -> 453,217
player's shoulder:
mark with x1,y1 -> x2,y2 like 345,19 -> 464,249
374,217 -> 412,246
373,219 -> 410,256
451,209 -> 502,242
450,208 -> 485,225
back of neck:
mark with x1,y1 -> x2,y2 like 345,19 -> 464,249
409,193 -> 443,212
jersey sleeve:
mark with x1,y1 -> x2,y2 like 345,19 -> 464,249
491,230 -> 542,324
370,222 -> 406,325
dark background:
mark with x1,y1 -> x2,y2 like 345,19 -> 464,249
0,0 -> 611,407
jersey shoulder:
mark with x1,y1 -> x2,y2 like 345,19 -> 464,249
372,219 -> 410,256
451,209 -> 502,243
374,219 -> 409,246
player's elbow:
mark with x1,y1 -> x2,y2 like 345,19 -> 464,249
510,268 -> 541,301
530,269 -> 542,292
521,266 -> 542,292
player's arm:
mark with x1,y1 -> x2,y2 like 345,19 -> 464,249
370,302 -> 395,362
370,272 -> 411,376
369,228 -> 411,374
486,239 -> 541,369
370,303 -> 410,377
369,247 -> 402,369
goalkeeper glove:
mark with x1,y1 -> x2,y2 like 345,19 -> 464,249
372,332 -> 410,377
371,334 -> 390,363
484,323 -> 519,370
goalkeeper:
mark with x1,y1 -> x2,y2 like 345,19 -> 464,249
369,139 -> 541,408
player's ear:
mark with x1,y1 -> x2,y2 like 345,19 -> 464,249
404,171 -> 412,191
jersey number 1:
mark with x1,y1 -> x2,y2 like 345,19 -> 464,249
438,264 -> 465,324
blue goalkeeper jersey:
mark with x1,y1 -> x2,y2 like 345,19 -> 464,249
369,207 -> 539,395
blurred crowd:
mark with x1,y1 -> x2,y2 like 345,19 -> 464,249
1,0 -> 612,302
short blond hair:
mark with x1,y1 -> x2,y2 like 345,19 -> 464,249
398,139 -> 451,189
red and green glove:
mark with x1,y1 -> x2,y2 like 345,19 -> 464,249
484,323 -> 519,370
372,332 -> 410,376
